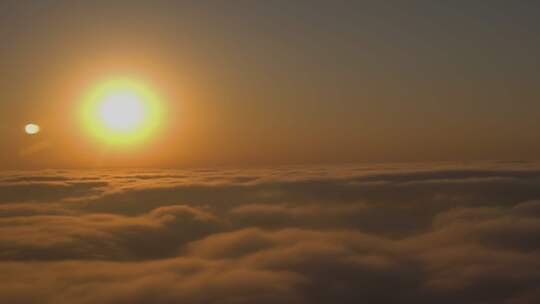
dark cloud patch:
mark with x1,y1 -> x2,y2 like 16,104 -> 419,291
73,166 -> 540,238
1,163 -> 540,303
1,227 -> 538,303
85,174 -> 540,217
0,205 -> 221,261
0,203 -> 70,217
0,181 -> 108,203
1,176 -> 72,183
348,168 -> 540,183
110,174 -> 188,180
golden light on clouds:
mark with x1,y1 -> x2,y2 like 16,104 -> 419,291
24,123 -> 40,135
80,77 -> 164,147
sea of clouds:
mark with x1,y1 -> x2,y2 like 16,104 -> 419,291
1,161 -> 540,303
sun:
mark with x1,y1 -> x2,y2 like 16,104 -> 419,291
99,91 -> 145,132
81,77 -> 163,146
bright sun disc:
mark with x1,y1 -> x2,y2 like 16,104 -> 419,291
81,77 -> 163,146
99,92 -> 145,132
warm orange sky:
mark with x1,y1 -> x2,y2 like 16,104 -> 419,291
1,1 -> 540,168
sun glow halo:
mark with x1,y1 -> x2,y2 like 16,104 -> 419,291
81,78 -> 163,146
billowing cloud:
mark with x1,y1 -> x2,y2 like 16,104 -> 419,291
1,162 -> 540,303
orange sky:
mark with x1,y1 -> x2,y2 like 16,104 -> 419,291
1,1 -> 540,169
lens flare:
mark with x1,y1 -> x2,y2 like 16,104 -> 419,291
81,77 -> 163,146
25,123 -> 40,135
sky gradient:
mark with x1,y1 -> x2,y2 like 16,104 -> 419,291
1,1 -> 539,168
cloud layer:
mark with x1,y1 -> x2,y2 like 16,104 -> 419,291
1,162 -> 540,303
